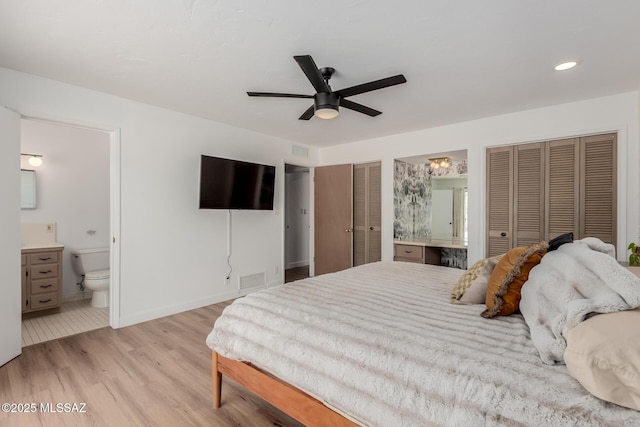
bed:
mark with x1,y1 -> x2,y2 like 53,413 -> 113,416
206,260 -> 640,426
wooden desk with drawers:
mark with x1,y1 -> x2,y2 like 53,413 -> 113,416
393,238 -> 467,267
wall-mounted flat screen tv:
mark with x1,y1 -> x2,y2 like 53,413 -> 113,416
199,155 -> 276,210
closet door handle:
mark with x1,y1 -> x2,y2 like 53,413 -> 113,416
369,226 -> 374,230
500,232 -> 507,237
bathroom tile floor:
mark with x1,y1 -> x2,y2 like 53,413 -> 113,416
21,299 -> 109,347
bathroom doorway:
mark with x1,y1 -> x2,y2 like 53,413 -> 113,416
284,163 -> 310,283
19,118 -> 119,346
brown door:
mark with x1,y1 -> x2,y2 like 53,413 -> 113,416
314,164 -> 353,275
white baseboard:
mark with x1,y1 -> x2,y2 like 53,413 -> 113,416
285,260 -> 309,270
63,291 -> 92,303
117,287 -> 269,328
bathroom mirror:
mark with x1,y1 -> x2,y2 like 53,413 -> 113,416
431,177 -> 468,241
393,150 -> 467,241
20,169 -> 36,209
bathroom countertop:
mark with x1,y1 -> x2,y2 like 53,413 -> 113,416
394,238 -> 468,249
21,243 -> 65,252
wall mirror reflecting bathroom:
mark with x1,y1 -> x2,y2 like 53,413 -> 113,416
20,169 -> 36,209
393,150 -> 468,242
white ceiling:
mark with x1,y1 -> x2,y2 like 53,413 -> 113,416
1,1 -> 639,148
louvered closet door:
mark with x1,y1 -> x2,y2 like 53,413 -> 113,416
514,143 -> 545,247
546,138 -> 580,241
580,133 -> 617,243
353,162 -> 382,266
486,147 -> 513,256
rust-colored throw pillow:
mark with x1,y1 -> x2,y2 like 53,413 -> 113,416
481,242 -> 549,318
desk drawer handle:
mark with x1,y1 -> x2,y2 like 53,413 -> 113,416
40,284 -> 53,289
39,299 -> 52,304
39,270 -> 52,274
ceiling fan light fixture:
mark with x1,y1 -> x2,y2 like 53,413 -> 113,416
314,92 -> 340,120
315,105 -> 339,120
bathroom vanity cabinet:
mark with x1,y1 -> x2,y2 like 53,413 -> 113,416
21,246 -> 64,315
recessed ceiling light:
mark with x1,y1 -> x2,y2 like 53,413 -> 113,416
554,61 -> 578,71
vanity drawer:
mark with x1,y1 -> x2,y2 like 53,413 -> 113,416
30,263 -> 59,279
30,252 -> 59,265
31,277 -> 59,295
29,291 -> 59,310
394,244 -> 425,262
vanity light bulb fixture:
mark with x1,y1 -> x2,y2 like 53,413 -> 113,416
429,157 -> 450,170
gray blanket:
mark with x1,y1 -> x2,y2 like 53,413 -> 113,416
520,237 -> 640,364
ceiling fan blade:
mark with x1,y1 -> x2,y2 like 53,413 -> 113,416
247,92 -> 313,98
340,99 -> 382,117
294,55 -> 330,93
335,74 -> 407,98
298,105 -> 315,120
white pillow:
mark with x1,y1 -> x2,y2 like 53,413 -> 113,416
450,255 -> 502,304
564,308 -> 640,410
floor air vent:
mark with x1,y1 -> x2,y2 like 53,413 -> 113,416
239,272 -> 266,291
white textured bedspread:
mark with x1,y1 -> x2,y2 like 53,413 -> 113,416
206,261 -> 640,426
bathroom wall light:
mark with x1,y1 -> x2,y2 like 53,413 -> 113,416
21,153 -> 44,167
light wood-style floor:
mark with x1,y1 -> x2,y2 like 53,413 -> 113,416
22,299 -> 109,347
1,300 -> 304,427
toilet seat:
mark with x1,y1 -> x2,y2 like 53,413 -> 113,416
86,269 -> 110,280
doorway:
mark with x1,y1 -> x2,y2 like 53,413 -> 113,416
19,118 -> 119,346
284,163 -> 310,283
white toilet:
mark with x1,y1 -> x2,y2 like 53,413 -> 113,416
71,247 -> 110,308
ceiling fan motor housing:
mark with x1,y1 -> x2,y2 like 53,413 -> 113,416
314,91 -> 339,112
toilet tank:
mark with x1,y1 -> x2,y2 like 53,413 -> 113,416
71,247 -> 110,275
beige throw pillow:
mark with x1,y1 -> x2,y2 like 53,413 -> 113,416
565,309 -> 640,410
451,255 -> 502,305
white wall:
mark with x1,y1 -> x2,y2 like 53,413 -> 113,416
20,119 -> 110,298
0,66 -> 318,327
319,92 -> 640,265
0,108 -> 22,364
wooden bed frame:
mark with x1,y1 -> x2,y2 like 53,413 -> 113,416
212,351 -> 359,427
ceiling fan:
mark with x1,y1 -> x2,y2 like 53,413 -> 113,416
247,55 -> 407,120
